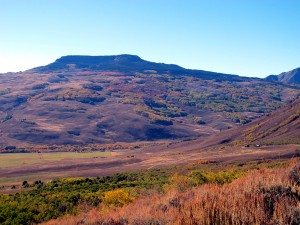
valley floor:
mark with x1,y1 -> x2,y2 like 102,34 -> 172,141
1,143 -> 299,225
1,142 -> 299,191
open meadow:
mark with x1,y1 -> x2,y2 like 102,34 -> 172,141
0,152 -> 110,169
0,151 -> 110,187
1,143 -> 299,192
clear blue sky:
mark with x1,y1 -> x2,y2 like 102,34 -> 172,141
1,0 -> 299,77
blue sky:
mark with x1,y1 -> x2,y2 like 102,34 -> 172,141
0,0 -> 299,77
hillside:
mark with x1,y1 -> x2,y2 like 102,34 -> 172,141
241,97 -> 300,145
180,97 -> 300,150
266,67 -> 300,84
0,55 -> 299,148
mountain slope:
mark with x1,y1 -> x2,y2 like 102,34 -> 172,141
0,55 -> 300,147
241,97 -> 300,144
190,97 -> 300,148
266,67 -> 300,84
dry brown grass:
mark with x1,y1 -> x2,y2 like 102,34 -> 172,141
43,160 -> 300,225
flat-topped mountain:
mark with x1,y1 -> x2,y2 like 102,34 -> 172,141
35,54 -> 183,73
0,55 -> 300,147
34,54 -> 248,82
266,67 -> 300,84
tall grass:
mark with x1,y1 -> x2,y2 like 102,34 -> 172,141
44,160 -> 300,225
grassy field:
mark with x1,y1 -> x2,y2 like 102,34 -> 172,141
0,151 -> 110,169
0,173 -> 69,188
1,144 -> 298,188
0,151 -> 111,186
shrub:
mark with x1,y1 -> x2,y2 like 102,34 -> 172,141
22,181 -> 29,188
5,146 -> 16,150
194,117 -> 206,125
189,169 -> 242,185
150,118 -> 173,126
166,174 -> 197,192
102,189 -> 134,208
2,114 -> 12,122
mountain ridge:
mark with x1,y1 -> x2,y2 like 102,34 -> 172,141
266,67 -> 300,84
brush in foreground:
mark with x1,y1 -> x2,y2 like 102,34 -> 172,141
44,160 -> 300,225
